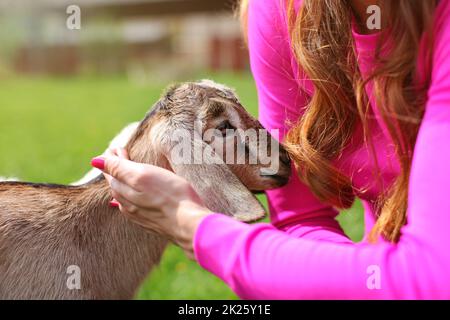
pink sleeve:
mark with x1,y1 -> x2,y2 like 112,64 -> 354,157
248,0 -> 351,243
193,0 -> 450,299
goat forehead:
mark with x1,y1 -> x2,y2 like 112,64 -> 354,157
196,79 -> 229,91
196,80 -> 237,100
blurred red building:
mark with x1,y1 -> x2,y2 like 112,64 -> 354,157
7,0 -> 248,77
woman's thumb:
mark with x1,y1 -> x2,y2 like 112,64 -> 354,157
91,155 -> 132,184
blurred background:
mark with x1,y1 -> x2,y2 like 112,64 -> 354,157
0,0 -> 248,79
0,0 -> 364,299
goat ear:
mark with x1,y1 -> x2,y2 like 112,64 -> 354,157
166,138 -> 266,222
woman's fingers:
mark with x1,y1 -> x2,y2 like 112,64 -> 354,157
91,153 -> 172,209
106,147 -> 129,160
109,177 -> 148,208
92,153 -> 178,192
117,147 -> 129,160
91,155 -> 146,190
110,191 -> 139,214
100,148 -> 129,186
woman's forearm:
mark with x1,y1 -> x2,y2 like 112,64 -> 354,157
174,200 -> 213,259
193,211 -> 450,299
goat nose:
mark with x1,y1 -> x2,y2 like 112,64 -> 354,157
279,149 -> 291,166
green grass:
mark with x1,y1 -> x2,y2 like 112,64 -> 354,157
0,73 -> 364,299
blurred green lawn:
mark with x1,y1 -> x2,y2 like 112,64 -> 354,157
0,72 -> 364,299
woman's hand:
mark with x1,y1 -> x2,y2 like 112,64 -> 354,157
91,148 -> 213,259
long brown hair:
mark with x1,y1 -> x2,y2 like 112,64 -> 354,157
240,0 -> 437,242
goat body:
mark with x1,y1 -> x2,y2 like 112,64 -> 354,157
0,178 -> 167,299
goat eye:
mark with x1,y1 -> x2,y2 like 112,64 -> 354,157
216,120 -> 235,137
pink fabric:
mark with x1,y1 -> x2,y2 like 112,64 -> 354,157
193,0 -> 450,299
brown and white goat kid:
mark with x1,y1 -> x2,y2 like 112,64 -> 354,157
0,80 -> 291,299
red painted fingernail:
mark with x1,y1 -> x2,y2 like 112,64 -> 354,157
91,157 -> 105,170
109,200 -> 120,208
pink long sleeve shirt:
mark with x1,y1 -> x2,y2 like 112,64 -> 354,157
193,0 -> 450,299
